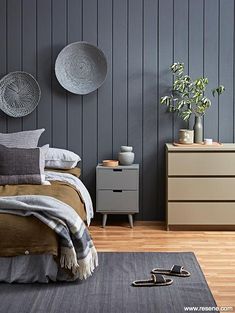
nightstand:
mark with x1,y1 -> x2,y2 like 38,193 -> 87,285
96,164 -> 139,228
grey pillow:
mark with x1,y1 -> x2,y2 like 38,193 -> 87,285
0,144 -> 49,185
0,128 -> 45,148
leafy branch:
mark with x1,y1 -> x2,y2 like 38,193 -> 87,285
160,62 -> 225,121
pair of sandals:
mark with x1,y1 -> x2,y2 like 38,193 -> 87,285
132,265 -> 190,287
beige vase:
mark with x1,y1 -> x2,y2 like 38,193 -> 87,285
178,129 -> 194,144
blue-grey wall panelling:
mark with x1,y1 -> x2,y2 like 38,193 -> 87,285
142,0 -> 158,220
0,0 -> 235,220
189,0 -> 204,78
82,0 -> 98,199
188,0 -> 204,130
0,0 -> 7,132
67,0 -> 83,170
37,0 -> 52,145
22,0 -> 37,131
52,0 -> 67,148
7,0 -> 22,132
219,0 -> 234,142
204,0 -> 219,141
97,0 -> 113,163
128,0 -> 143,219
173,0 -> 189,139
158,0 -> 174,220
112,0 -> 128,157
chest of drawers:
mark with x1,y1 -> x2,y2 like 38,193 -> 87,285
166,143 -> 235,230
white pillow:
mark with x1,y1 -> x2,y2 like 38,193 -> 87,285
45,147 -> 81,169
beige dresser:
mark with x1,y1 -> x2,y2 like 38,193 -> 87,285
166,143 -> 235,230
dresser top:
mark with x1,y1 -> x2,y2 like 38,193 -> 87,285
97,164 -> 139,170
166,143 -> 235,151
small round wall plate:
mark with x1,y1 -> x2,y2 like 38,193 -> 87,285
55,41 -> 107,95
0,71 -> 41,117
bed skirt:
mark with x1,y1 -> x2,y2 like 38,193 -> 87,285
0,255 -> 76,283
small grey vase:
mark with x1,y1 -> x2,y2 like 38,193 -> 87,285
118,146 -> 135,165
118,152 -> 135,165
193,116 -> 203,143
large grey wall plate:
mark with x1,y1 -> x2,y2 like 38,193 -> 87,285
55,41 -> 107,95
0,71 -> 41,117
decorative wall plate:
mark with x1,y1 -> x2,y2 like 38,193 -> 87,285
0,71 -> 41,117
55,41 -> 107,95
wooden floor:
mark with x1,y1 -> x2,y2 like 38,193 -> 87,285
90,221 -> 235,308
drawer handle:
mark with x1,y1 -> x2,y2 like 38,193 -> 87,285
113,169 -> 122,172
113,190 -> 123,192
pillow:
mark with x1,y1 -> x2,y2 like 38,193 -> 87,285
45,148 -> 81,169
0,128 -> 45,148
0,144 -> 49,185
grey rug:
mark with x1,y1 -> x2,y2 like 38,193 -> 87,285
0,252 -> 217,313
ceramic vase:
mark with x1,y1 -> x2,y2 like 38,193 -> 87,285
118,146 -> 135,165
193,116 -> 203,143
178,129 -> 194,144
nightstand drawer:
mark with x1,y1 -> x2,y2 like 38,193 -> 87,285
97,168 -> 138,190
96,190 -> 138,212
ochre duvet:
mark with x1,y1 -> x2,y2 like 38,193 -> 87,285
0,168 -> 86,257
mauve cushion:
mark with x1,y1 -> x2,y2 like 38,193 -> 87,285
0,144 -> 49,185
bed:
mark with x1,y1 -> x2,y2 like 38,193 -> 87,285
0,168 -> 97,283
0,129 -> 97,283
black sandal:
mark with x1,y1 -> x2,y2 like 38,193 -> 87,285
151,265 -> 190,277
132,273 -> 173,287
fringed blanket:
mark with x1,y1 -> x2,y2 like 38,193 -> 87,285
0,195 -> 98,280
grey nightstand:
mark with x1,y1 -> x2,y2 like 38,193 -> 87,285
96,164 -> 139,228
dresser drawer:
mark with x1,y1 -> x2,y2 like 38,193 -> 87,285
168,152 -> 235,176
168,202 -> 235,225
97,168 -> 138,190
96,190 -> 138,212
168,177 -> 235,201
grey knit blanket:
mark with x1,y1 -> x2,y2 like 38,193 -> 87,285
0,195 -> 98,280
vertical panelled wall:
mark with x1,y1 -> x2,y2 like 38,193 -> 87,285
0,0 -> 234,220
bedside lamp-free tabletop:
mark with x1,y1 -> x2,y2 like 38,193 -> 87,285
96,164 -> 139,227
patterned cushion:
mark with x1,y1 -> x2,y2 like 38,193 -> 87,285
0,129 -> 45,148
0,144 -> 49,185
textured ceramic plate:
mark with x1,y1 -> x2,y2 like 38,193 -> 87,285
55,41 -> 107,95
0,71 -> 41,117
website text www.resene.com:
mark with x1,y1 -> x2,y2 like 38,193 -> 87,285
184,306 -> 234,312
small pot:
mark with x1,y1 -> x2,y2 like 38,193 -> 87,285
178,129 -> 194,144
118,152 -> 135,165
